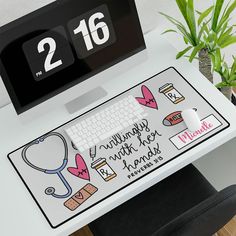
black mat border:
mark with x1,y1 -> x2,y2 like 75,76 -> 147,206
7,66 -> 230,229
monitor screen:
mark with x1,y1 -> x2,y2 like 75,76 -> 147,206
0,0 -> 145,114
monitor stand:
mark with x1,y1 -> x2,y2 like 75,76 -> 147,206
63,48 -> 148,116
64,23 -> 152,116
65,87 -> 107,114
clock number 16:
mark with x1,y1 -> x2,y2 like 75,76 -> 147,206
74,12 -> 110,51
68,4 -> 116,59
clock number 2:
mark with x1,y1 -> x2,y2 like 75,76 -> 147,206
73,12 -> 110,51
37,37 -> 63,72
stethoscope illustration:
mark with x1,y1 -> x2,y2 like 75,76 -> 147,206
21,132 -> 72,199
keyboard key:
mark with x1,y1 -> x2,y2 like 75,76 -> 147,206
65,95 -> 148,152
99,126 -> 123,140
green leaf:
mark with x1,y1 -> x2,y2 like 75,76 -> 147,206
186,0 -> 198,45
218,27 -> 233,46
183,55 -> 199,60
208,30 -> 216,42
211,0 -> 224,32
175,0 -> 197,45
198,22 -> 208,41
218,16 -> 235,34
159,12 -> 188,30
223,0 -> 236,21
161,29 -> 178,34
198,6 -> 214,26
223,64 -> 230,81
215,81 -> 228,88
230,56 -> 236,77
229,80 -> 236,86
216,1 -> 236,32
214,48 -> 222,72
159,12 -> 182,25
229,74 -> 236,82
183,36 -> 189,44
176,0 -> 188,22
176,46 -> 193,59
159,12 -> 196,45
216,15 -> 230,33
210,53 -> 216,70
217,20 -> 229,39
220,1 -> 231,20
176,25 -> 195,45
196,10 -> 202,15
207,30 -> 218,50
221,36 -> 236,48
189,43 -> 204,62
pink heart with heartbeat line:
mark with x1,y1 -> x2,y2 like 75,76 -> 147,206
136,85 -> 158,110
67,154 -> 90,181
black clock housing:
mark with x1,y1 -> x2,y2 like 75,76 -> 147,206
0,0 -> 145,114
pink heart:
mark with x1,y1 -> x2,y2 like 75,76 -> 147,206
67,154 -> 90,181
136,85 -> 158,110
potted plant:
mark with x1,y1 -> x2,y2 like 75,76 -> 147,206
160,0 -> 236,88
211,48 -> 236,100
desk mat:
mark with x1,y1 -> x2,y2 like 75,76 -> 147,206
8,67 -> 229,228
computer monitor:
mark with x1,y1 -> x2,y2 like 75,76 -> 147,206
0,0 -> 146,118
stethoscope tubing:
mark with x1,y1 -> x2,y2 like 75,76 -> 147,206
22,132 -> 68,172
21,132 -> 72,199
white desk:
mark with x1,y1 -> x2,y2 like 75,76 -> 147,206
1,29 -> 236,236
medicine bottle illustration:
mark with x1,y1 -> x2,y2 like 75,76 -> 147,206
159,83 -> 185,104
91,158 -> 117,182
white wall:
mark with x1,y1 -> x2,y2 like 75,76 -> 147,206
1,0 -> 236,108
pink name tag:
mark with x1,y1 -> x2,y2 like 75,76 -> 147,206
170,115 -> 222,150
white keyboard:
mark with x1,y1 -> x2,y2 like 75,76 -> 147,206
65,95 -> 148,152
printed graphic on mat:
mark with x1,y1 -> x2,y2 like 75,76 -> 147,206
71,141 -> 78,150
136,85 -> 158,110
89,146 -> 97,161
169,115 -> 223,150
21,132 -> 72,199
163,111 -> 183,126
159,83 -> 185,104
8,67 -> 229,229
67,154 -> 90,181
64,184 -> 98,211
91,158 -> 117,181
